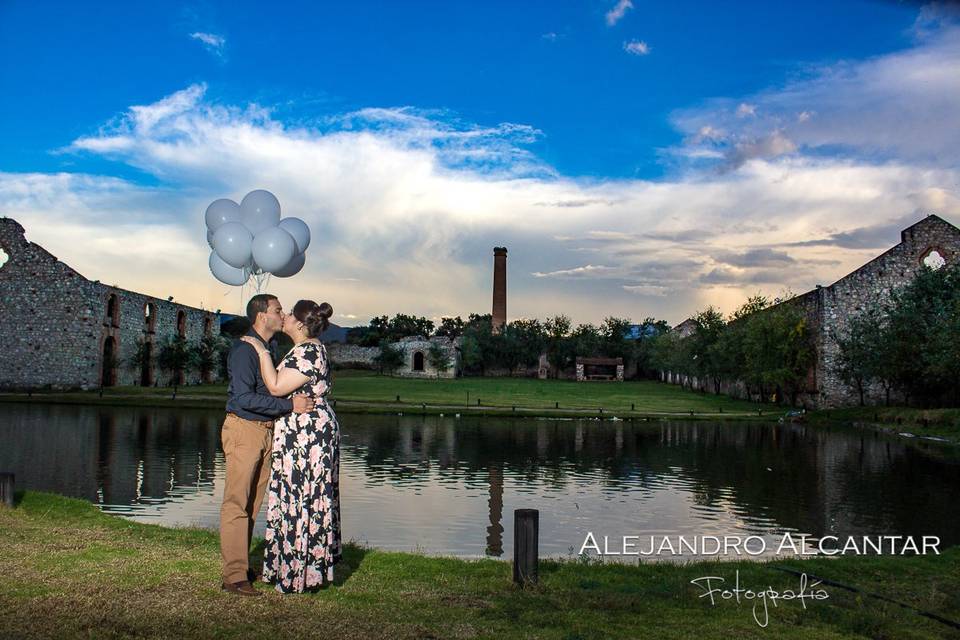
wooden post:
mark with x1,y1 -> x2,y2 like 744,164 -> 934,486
396,395 -> 400,402
513,509 -> 539,586
0,473 -> 13,508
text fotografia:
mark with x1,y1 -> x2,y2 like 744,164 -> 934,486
579,532 -> 941,557
690,570 -> 829,628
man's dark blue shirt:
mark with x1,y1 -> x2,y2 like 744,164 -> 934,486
225,328 -> 293,420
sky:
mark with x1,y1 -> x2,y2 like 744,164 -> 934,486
1,1 -> 959,326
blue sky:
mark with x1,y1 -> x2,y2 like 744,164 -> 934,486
0,0 -> 923,178
1,1 -> 958,324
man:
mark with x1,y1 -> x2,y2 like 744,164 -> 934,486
220,294 -> 315,596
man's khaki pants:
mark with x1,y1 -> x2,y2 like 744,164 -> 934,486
220,413 -> 274,584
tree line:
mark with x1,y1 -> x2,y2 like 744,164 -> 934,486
647,295 -> 813,405
349,313 -> 670,377
650,263 -> 960,408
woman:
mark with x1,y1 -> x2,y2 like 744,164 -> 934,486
241,299 -> 341,593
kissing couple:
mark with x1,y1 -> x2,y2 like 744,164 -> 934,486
219,293 -> 342,595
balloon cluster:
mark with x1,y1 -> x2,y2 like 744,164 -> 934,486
205,190 -> 310,287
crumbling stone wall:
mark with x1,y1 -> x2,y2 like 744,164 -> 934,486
0,217 -> 221,390
326,343 -> 380,369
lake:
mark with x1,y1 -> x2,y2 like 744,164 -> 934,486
2,403 -> 958,560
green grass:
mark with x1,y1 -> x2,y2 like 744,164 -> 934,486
0,373 -> 767,418
1,492 -> 958,639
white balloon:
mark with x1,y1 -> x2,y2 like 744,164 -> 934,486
206,229 -> 215,250
205,198 -> 241,232
209,251 -> 249,286
212,222 -> 254,269
252,227 -> 296,273
240,190 -> 281,236
273,252 -> 305,278
278,217 -> 311,254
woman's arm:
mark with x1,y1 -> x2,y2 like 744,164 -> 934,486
240,337 -> 309,397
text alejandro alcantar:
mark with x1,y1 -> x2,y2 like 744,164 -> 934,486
578,532 -> 941,557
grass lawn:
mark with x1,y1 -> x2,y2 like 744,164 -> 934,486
1,492 -> 958,639
0,373 -> 768,418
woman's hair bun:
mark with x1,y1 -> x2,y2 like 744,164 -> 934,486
292,299 -> 333,338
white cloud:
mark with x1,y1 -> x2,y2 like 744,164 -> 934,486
532,265 -> 618,278
623,40 -> 650,56
623,284 -> 671,297
605,0 -> 633,26
190,31 -> 226,58
671,21 -> 960,168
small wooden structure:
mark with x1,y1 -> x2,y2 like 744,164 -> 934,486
575,357 -> 624,382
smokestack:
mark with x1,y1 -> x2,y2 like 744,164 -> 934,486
492,247 -> 507,333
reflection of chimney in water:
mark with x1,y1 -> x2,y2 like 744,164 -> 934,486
485,466 -> 504,556
492,247 -> 507,333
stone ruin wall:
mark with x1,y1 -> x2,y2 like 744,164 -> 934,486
0,217 -> 220,390
816,215 -> 960,408
326,343 -> 380,369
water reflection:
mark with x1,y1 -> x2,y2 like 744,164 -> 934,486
1,404 -> 958,560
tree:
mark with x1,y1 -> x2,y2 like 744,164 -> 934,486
570,323 -> 601,358
689,307 -> 726,394
739,301 -> 812,404
427,343 -> 453,378
373,341 -> 405,375
832,308 -> 884,406
127,338 -> 154,386
543,315 -> 573,378
462,314 -> 497,375
599,317 -> 634,362
156,335 -> 197,387
459,334 -> 483,375
196,333 -> 230,383
882,263 -> 960,406
499,319 -> 546,374
434,316 -> 465,339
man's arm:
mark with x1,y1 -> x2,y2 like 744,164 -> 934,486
229,344 -> 294,416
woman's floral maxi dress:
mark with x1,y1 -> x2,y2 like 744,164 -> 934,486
262,341 -> 341,593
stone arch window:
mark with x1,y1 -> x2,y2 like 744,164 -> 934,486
0,245 -> 9,271
921,247 -> 946,270
105,294 -> 120,327
144,302 -> 157,333
101,336 -> 118,387
413,351 -> 425,372
203,316 -> 213,336
177,310 -> 187,337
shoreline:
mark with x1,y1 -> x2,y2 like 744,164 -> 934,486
1,491 -> 958,639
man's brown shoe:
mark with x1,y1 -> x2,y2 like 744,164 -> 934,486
221,580 -> 260,596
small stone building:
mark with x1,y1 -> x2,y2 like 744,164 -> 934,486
0,217 -> 221,390
393,336 -> 460,379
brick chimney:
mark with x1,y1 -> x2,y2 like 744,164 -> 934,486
492,247 -> 507,333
